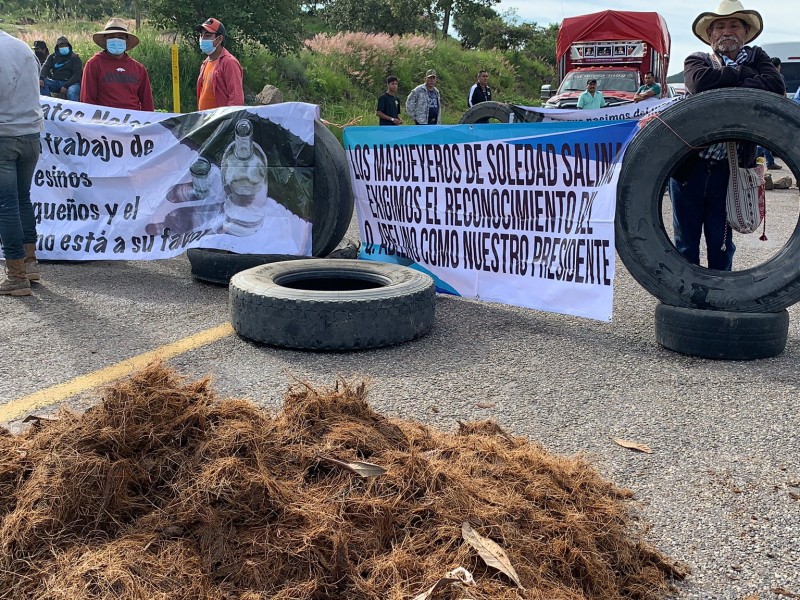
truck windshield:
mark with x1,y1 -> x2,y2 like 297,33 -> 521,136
560,71 -> 639,93
781,63 -> 800,97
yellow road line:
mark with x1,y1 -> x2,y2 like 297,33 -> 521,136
0,323 -> 234,423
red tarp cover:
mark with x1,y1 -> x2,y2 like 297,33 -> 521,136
556,11 -> 671,60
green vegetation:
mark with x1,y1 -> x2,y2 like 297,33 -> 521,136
5,5 -> 556,136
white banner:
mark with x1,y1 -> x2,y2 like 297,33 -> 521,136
19,99 -> 320,260
515,97 -> 681,123
344,120 -> 640,321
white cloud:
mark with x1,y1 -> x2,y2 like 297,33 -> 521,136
496,1 -> 800,77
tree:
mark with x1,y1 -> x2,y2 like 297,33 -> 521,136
452,3 -> 497,48
148,0 -> 303,56
437,0 -> 498,40
319,0 -> 435,36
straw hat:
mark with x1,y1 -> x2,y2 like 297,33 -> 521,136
93,18 -> 140,50
692,0 -> 763,45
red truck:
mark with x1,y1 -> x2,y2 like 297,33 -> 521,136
541,10 -> 671,109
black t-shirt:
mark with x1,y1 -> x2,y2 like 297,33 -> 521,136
377,92 -> 401,125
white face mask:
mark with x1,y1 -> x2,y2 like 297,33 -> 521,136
106,38 -> 127,55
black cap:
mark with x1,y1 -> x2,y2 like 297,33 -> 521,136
33,40 -> 48,49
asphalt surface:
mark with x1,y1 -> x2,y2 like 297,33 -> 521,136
1,184 -> 799,599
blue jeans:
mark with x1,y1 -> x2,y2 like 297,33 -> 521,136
669,158 -> 735,271
0,134 -> 41,260
41,78 -> 80,102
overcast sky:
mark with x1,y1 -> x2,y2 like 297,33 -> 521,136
496,0 -> 798,76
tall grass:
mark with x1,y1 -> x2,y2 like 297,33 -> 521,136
15,20 -> 554,127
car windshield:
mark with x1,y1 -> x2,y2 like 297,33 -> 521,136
560,72 -> 640,93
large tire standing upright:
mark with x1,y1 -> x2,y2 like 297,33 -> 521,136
616,89 -> 800,359
310,120 -> 354,257
616,88 -> 800,313
189,120 -> 355,282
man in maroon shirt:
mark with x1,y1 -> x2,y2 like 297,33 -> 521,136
80,18 -> 154,111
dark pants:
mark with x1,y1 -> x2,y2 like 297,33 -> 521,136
0,134 -> 40,260
669,158 -> 735,271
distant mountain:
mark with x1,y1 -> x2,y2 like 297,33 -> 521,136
667,72 -> 684,83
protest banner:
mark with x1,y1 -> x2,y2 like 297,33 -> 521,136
13,99 -> 319,260
343,120 -> 640,321
510,96 -> 681,123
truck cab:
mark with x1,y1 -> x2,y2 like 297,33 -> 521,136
542,67 -> 642,109
541,11 -> 670,110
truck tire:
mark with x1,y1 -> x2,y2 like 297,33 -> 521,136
229,260 -> 436,350
616,88 -> 800,312
654,303 -> 789,360
459,102 -> 514,124
188,237 -> 360,285
311,120 -> 354,257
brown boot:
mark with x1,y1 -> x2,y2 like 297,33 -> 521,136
24,243 -> 40,282
0,259 -> 32,297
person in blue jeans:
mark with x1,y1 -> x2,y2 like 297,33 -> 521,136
39,36 -> 82,101
670,1 -> 784,271
756,57 -> 784,169
1,31 -> 44,297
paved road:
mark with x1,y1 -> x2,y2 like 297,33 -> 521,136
1,188 -> 798,599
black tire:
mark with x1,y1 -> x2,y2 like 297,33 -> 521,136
654,303 -> 789,360
616,88 -> 800,312
311,120 -> 353,257
229,260 -> 436,350
459,101 -> 514,124
188,237 -> 360,285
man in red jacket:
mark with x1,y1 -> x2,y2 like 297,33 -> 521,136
80,18 -> 154,111
195,18 -> 244,110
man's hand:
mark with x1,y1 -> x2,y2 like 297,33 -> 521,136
60,87 -> 68,95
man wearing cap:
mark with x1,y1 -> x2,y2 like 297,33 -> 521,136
32,41 -> 49,68
668,0 -> 784,271
576,79 -> 606,109
195,18 -> 244,110
80,18 -> 154,111
406,70 -> 442,125
39,36 -> 82,102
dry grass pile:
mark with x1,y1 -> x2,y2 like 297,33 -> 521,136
0,364 -> 686,599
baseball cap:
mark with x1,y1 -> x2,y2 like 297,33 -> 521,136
33,40 -> 47,49
426,69 -> 437,78
195,18 -> 226,36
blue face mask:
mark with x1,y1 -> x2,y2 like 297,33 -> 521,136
58,46 -> 70,56
199,39 -> 216,55
106,38 -> 127,55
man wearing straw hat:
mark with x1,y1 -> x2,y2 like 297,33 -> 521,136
668,0 -> 784,271
80,18 -> 154,111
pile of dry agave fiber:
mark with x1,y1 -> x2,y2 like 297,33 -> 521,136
0,363 -> 686,599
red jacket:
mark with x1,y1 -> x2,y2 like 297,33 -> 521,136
80,51 -> 154,111
196,47 -> 244,108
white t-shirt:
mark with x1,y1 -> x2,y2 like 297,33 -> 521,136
0,31 -> 44,136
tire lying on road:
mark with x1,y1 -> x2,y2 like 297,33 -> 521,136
616,88 -> 800,312
229,260 -> 436,350
187,237 -> 360,285
655,303 -> 789,360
